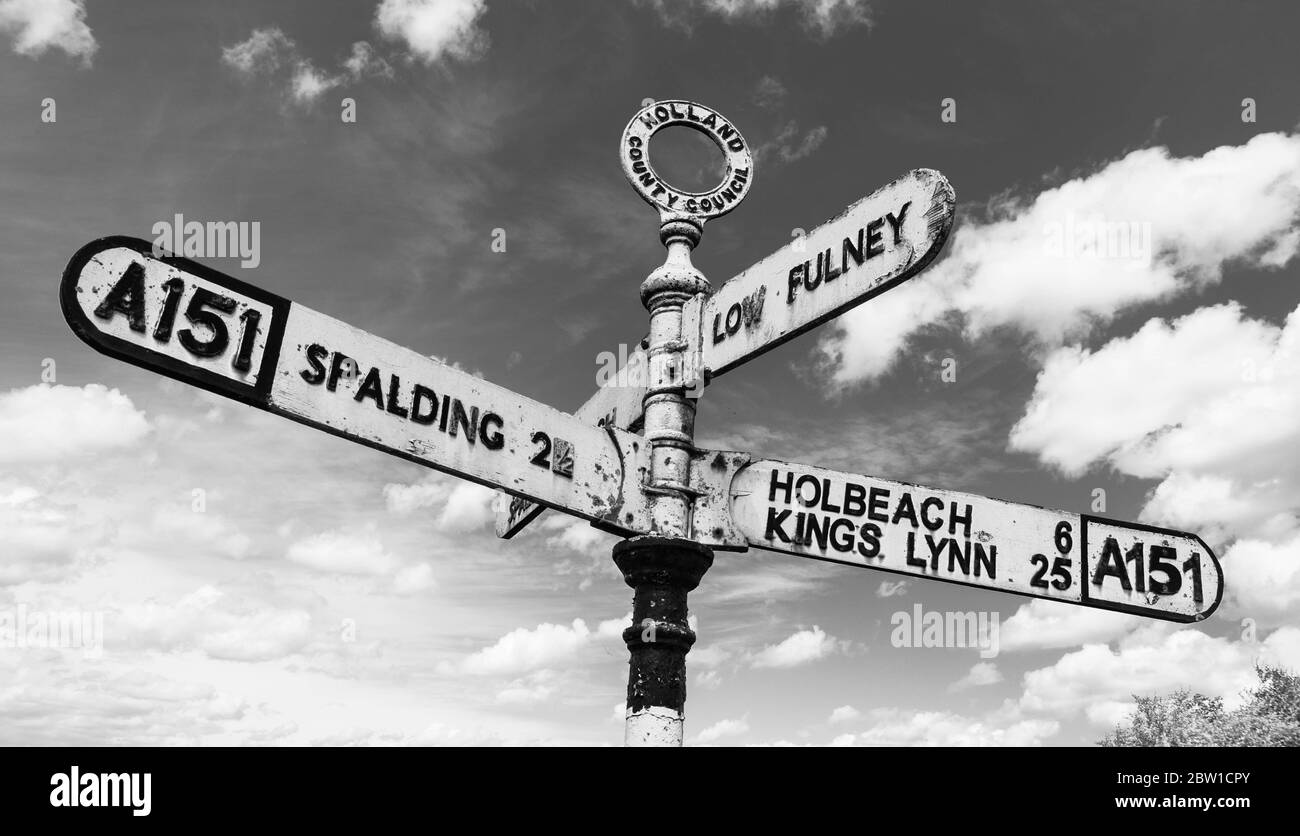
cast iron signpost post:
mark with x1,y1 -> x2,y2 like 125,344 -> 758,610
61,99 -> 1223,748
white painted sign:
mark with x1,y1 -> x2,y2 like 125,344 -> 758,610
699,169 -> 955,378
61,238 -> 651,534
730,460 -> 1222,622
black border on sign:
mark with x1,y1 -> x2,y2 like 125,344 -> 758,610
1079,513 -> 1223,623
59,236 -> 290,407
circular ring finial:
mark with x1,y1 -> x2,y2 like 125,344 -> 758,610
620,100 -> 753,225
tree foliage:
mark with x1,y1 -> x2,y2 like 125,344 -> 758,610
1100,664 -> 1300,746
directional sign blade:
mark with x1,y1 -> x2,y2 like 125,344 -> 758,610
700,169 -> 955,378
61,237 -> 650,533
495,342 -> 649,538
730,459 -> 1222,623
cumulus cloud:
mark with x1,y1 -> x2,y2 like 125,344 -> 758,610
221,26 -> 294,75
392,562 -> 437,595
817,133 -> 1300,385
445,619 -> 594,676
950,661 -> 1003,691
383,475 -> 494,532
1008,302 -> 1300,623
1000,600 -> 1143,652
1218,533 -> 1300,629
639,0 -> 873,37
546,519 -> 613,558
750,625 -> 842,668
832,708 -> 1058,746
828,704 -> 860,724
495,670 -> 558,705
1018,626 -> 1300,727
0,486 -> 106,584
1010,303 -> 1295,485
120,586 -> 313,662
0,0 -> 95,63
0,384 -> 150,464
374,0 -> 488,64
693,716 -> 749,744
1013,302 -> 1300,541
436,482 -> 496,531
284,526 -> 400,575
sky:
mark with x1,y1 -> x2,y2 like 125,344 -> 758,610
1,0 -> 1299,746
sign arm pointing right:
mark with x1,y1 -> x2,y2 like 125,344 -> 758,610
729,457 -> 1222,623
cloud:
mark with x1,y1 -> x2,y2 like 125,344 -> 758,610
383,475 -> 451,513
1219,532 -> 1300,628
1013,302 -> 1300,544
436,482 -> 496,532
0,384 -> 150,464
639,0 -> 873,37
876,580 -> 908,598
383,475 -> 494,532
343,40 -> 393,78
0,0 -> 95,63
752,75 -> 787,110
750,625 -> 841,668
223,28 -> 393,105
690,644 -> 731,669
495,670 -> 558,705
828,704 -> 860,724
392,562 -> 437,595
284,526 -> 400,576
1017,626 -> 1300,727
754,120 -> 828,165
289,61 -> 337,104
950,661 -> 1003,691
0,486 -> 106,585
693,716 -> 749,743
447,619 -> 593,676
1011,303 -> 1290,476
1006,298 -> 1300,629
120,586 -> 313,662
374,0 -> 488,64
832,708 -> 1058,746
221,27 -> 294,75
817,132 -> 1300,386
546,519 -> 614,558
1000,600 -> 1143,652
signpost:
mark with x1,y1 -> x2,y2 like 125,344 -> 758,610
495,169 -> 956,540
62,98 -> 1224,749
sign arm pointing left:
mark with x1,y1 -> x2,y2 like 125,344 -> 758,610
61,237 -> 653,534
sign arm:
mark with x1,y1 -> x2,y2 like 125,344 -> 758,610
727,456 -> 1222,623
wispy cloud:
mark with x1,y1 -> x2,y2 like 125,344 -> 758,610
638,0 -> 873,38
221,26 -> 394,106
